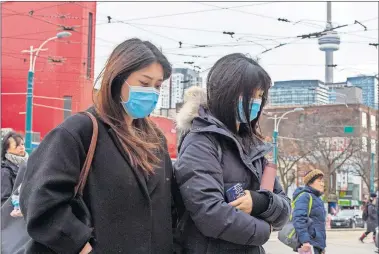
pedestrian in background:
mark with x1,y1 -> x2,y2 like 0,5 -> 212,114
1,131 -> 28,205
360,193 -> 378,243
292,169 -> 326,254
20,38 -> 174,253
174,54 -> 291,254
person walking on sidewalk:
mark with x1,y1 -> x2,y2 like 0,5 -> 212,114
293,169 -> 326,254
19,38 -> 175,254
1,131 -> 28,205
360,193 -> 378,243
174,54 -> 291,254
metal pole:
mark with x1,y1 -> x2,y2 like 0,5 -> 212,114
24,36 -> 57,154
25,46 -> 34,154
370,152 -> 375,193
273,115 -> 278,164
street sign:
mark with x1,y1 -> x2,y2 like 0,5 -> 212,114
344,126 -> 354,133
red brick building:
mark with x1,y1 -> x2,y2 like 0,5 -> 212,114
1,2 -> 96,141
260,103 -> 378,201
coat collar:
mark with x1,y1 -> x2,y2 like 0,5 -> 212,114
87,107 -> 151,201
107,128 -> 151,201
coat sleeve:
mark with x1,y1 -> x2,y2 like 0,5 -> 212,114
255,177 -> 291,229
20,127 -> 92,254
1,167 -> 13,205
174,134 -> 271,246
292,194 -> 311,244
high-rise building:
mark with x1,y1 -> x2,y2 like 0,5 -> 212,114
173,67 -> 203,91
171,73 -> 185,108
157,79 -> 170,109
268,80 -> 329,106
346,76 -> 378,109
157,68 -> 202,110
328,84 -> 363,105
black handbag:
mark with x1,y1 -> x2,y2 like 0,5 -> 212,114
1,112 -> 99,254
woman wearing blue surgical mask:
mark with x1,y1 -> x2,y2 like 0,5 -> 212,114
173,54 -> 291,254
20,38 -> 174,254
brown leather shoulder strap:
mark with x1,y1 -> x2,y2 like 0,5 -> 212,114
74,112 -> 99,196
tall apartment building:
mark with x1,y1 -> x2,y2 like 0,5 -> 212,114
269,76 -> 375,108
268,80 -> 330,106
346,76 -> 378,109
157,68 -> 202,110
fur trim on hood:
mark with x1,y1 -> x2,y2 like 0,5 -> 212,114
176,86 -> 207,132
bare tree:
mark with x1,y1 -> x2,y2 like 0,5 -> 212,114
292,108 -> 362,201
277,153 -> 309,194
350,149 -> 377,192
276,138 -> 312,194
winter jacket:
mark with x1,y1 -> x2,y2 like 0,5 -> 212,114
174,91 -> 291,254
292,186 -> 326,250
20,108 -> 174,254
1,159 -> 19,205
366,202 -> 378,232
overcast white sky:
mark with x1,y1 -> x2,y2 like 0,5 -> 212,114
94,1 -> 378,87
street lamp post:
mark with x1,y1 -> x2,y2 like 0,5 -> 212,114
269,108 -> 304,164
22,32 -> 71,154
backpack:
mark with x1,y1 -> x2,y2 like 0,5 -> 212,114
278,192 -> 313,250
172,131 -> 222,254
362,204 -> 369,221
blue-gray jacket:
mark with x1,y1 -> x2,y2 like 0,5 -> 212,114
174,92 -> 291,254
292,186 -> 326,250
366,202 -> 378,232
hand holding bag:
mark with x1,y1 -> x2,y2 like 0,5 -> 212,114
1,112 -> 98,254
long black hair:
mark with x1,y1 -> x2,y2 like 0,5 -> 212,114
1,131 -> 24,160
206,53 -> 271,139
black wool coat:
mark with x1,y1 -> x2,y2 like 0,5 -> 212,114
20,109 -> 174,254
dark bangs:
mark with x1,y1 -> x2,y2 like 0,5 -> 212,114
207,53 -> 272,137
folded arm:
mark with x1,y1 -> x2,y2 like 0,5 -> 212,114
175,134 -> 271,246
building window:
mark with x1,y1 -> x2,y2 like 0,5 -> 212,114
371,139 -> 376,154
87,12 -> 93,79
362,112 -> 367,128
63,96 -> 72,119
371,115 -> 376,131
362,137 -> 368,152
299,114 -> 305,123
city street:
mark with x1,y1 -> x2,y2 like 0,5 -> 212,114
264,230 -> 377,254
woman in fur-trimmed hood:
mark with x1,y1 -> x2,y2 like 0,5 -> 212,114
173,54 -> 291,254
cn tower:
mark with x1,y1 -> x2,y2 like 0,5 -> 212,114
318,1 -> 340,85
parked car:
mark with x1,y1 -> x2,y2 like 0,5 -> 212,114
330,209 -> 365,229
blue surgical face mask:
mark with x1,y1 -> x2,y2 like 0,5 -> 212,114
120,83 -> 160,119
238,98 -> 262,123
